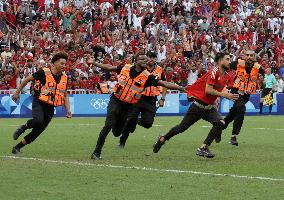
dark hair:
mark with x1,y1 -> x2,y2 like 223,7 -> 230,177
214,52 -> 229,63
146,51 -> 157,58
51,52 -> 68,64
134,52 -> 146,61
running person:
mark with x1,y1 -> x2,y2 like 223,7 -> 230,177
11,52 -> 72,154
89,54 -> 185,160
153,52 -> 238,158
118,51 -> 167,148
222,50 -> 262,146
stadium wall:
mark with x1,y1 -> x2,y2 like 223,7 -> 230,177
0,93 -> 283,118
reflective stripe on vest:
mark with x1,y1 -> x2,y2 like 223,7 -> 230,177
38,67 -> 67,107
113,65 -> 150,103
99,83 -> 109,94
233,59 -> 259,94
143,66 -> 162,97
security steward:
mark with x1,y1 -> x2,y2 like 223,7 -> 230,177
118,51 -> 167,148
89,53 -> 185,160
221,50 -> 262,146
11,52 -> 72,154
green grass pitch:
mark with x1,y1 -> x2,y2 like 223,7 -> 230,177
0,116 -> 283,200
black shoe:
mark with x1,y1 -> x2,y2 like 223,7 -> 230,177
91,153 -> 102,160
153,136 -> 165,153
12,147 -> 21,155
13,125 -> 26,140
117,143 -> 125,149
230,136 -> 238,146
215,134 -> 222,143
196,147 -> 215,158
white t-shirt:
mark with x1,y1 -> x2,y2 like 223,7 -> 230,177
187,70 -> 198,86
104,46 -> 114,54
45,0 -> 54,8
17,77 -> 31,94
75,0 -> 85,8
133,14 -> 143,29
275,79 -> 283,92
107,80 -> 117,91
0,1 -> 4,12
76,69 -> 88,79
267,18 -> 278,30
157,49 -> 166,63
183,0 -> 192,12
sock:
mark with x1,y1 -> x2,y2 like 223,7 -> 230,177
14,141 -> 26,150
23,123 -> 29,130
259,103 -> 263,113
269,105 -> 272,113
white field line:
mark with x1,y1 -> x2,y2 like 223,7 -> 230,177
6,124 -> 284,131
1,155 -> 284,182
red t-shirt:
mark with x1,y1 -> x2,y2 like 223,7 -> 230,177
177,69 -> 188,81
7,75 -> 17,89
39,20 -> 50,32
187,67 -> 230,105
164,71 -> 173,82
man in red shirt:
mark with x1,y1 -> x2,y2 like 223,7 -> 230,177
153,52 -> 238,158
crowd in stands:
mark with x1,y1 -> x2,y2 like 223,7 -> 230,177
1,0 -> 284,94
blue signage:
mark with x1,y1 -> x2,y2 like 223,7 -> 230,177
0,93 -> 283,117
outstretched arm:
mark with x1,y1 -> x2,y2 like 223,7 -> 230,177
89,58 -> 118,71
205,84 -> 239,101
93,62 -> 118,71
157,80 -> 185,91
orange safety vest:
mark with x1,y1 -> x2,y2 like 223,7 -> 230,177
99,83 -> 109,94
142,66 -> 162,97
233,59 -> 260,94
35,67 -> 67,107
113,64 -> 150,103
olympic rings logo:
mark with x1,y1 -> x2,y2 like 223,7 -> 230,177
90,99 -> 109,110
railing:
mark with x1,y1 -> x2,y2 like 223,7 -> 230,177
67,89 -> 97,94
0,89 -> 17,94
0,89 -> 262,95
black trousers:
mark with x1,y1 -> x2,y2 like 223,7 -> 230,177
119,98 -> 156,145
223,95 -> 249,135
163,103 -> 224,146
93,95 -> 130,155
24,99 -> 54,144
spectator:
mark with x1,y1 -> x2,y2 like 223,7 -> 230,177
187,62 -> 199,86
0,0 -> 282,94
274,73 -> 284,93
107,75 -> 117,93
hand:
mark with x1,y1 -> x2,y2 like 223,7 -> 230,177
158,99 -> 165,107
223,93 -> 239,101
12,92 -> 20,102
66,110 -> 72,118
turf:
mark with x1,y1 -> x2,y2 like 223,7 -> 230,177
0,116 -> 283,200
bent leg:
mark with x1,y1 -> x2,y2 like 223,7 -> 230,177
163,104 -> 202,141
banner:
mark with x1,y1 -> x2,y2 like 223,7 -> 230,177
0,93 -> 283,118
220,94 -> 278,114
156,94 -> 179,114
74,94 -> 111,115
